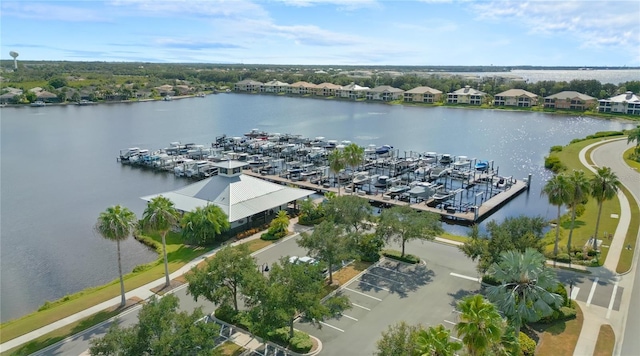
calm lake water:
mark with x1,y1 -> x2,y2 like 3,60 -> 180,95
0,94 -> 635,321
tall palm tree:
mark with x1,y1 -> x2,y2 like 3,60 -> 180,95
455,294 -> 504,356
486,248 -> 563,332
328,149 -> 345,195
95,205 -> 137,308
590,167 -> 620,251
343,143 -> 365,192
142,196 -> 180,288
416,324 -> 462,356
541,173 -> 570,257
566,170 -> 591,252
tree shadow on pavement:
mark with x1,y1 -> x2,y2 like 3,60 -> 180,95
356,263 -> 434,298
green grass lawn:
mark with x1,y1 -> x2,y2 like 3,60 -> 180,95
616,185 -> 639,273
0,231 -> 210,343
544,138 -> 624,264
624,147 -> 640,171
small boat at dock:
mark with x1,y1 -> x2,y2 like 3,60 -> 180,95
475,160 -> 489,171
375,145 -> 393,155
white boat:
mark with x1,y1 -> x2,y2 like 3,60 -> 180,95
77,99 -> 96,105
453,156 -> 471,168
422,152 -> 437,164
375,145 -> 393,155
30,101 -> 46,107
119,147 -> 140,161
352,173 -> 371,185
429,167 -> 450,180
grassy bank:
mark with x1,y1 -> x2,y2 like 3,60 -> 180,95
616,184 -> 640,273
543,138 -> 623,264
0,232 -> 209,343
624,147 -> 640,171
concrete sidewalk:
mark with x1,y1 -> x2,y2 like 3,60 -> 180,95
0,217 -> 301,353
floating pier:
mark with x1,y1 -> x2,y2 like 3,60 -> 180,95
118,130 -> 530,224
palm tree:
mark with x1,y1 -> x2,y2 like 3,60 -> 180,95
328,149 -> 345,195
486,248 -> 563,332
415,324 -> 462,356
95,205 -> 137,308
180,204 -> 230,245
455,294 -> 504,356
541,173 -> 570,257
343,143 -> 365,192
566,170 -> 590,252
142,196 -> 180,288
590,167 -> 620,251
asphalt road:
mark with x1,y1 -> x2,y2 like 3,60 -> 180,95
592,139 -> 640,356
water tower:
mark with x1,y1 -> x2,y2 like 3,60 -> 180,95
9,51 -> 19,70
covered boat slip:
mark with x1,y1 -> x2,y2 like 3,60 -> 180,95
243,170 -> 528,225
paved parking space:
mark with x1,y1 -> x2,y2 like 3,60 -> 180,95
294,255 -> 482,355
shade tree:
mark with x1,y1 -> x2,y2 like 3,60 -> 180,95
376,205 -> 443,258
298,220 -> 352,284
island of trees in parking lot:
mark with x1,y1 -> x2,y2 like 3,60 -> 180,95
1,61 -> 639,110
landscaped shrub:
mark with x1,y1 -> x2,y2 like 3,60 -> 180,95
260,232 -> 281,241
214,305 -> 238,324
544,156 -> 565,173
587,249 -> 597,257
382,250 -> 420,264
560,306 -> 577,319
555,253 -> 571,263
289,332 -> 313,353
575,252 -> 583,260
519,332 -> 536,356
550,145 -> 563,153
481,274 -> 500,286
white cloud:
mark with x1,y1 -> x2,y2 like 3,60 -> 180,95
0,2 -> 107,22
273,0 -> 380,10
471,0 -> 640,50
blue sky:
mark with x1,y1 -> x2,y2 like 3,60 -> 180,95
1,0 -> 639,66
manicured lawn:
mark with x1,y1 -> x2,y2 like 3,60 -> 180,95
533,303 -> 583,356
0,297 -> 142,356
544,138 -> 623,265
624,147 -> 640,171
440,232 -> 468,244
0,231 -> 209,343
593,324 -> 615,356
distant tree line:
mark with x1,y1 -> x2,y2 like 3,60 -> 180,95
2,61 -> 639,103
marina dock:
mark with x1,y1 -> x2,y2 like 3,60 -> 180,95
118,130 -> 530,225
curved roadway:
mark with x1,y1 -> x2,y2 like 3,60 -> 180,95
590,139 -> 640,356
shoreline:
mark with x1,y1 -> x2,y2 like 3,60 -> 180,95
4,90 -> 635,123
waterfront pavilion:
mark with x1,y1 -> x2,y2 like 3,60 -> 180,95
141,160 -> 314,230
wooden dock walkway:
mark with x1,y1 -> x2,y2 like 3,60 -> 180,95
243,170 -> 528,225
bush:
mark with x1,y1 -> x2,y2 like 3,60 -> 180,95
544,156 -> 565,173
590,258 -> 600,267
260,232 -> 281,241
382,250 -> 420,264
587,249 -> 597,257
575,252 -> 583,260
519,332 -> 536,356
550,145 -> 563,153
290,332 -> 313,353
560,306 -> 577,319
357,233 -> 384,262
555,253 -> 571,263
481,274 -> 500,286
214,305 -> 238,324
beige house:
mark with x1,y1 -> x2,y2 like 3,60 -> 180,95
314,82 -> 341,97
494,89 -> 538,107
598,91 -> 640,115
404,86 -> 442,103
288,81 -> 317,95
447,86 -> 485,105
544,91 -> 596,110
367,86 -> 404,101
336,82 -> 369,99
262,80 -> 290,93
234,79 -> 263,92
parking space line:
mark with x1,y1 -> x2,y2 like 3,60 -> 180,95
375,265 -> 413,277
357,279 -> 391,292
570,286 -> 580,300
352,303 -> 371,311
450,272 -> 480,282
443,320 -> 456,325
586,277 -> 599,306
344,287 -> 383,301
364,272 -> 401,284
606,280 -> 619,319
319,321 -> 345,332
341,313 -> 358,321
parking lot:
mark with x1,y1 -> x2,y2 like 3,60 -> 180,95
295,256 -> 481,355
